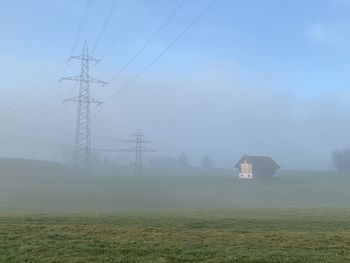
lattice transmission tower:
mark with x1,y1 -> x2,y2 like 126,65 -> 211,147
61,41 -> 106,174
120,131 -> 155,176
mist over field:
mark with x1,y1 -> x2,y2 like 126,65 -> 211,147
1,1 -> 350,172
2,1 -> 350,262
2,71 -> 350,170
0,158 -> 348,214
0,0 -> 349,215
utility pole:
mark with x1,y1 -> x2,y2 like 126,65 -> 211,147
120,131 -> 155,176
60,41 -> 106,174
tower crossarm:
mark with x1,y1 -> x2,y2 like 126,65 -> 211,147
68,55 -> 101,63
124,140 -> 152,143
59,76 -> 81,82
89,77 -> 107,85
90,97 -> 103,105
60,76 -> 107,86
140,148 -> 156,152
63,96 -> 103,105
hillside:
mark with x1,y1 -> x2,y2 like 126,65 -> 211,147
0,167 -> 349,213
0,158 -> 75,177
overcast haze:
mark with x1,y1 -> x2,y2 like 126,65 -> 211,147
1,0 -> 350,170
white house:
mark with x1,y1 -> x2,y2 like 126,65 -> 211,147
235,155 -> 280,179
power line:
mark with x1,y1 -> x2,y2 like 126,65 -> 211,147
103,0 -> 185,80
0,88 -> 73,117
0,112 -> 74,133
91,0 -> 120,56
0,111 -> 125,144
100,0 -> 142,60
0,133 -> 72,150
0,88 -> 136,134
102,0 -> 219,103
0,132 -> 121,154
52,0 -> 93,90
0,93 -> 135,137
70,0 -> 93,57
0,99 -> 132,139
36,0 -> 93,101
0,97 -> 75,126
0,112 -> 126,149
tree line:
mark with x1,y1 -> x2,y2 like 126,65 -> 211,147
332,149 -> 350,172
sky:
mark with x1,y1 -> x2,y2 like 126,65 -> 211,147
0,0 -> 350,170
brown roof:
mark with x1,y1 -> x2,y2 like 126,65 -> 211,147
235,155 -> 280,169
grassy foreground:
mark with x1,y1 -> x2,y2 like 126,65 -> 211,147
1,209 -> 350,262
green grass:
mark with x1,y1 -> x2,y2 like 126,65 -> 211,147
1,161 -> 350,261
1,209 -> 350,262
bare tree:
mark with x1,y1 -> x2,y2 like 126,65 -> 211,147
202,154 -> 213,168
177,153 -> 188,167
332,149 -> 350,172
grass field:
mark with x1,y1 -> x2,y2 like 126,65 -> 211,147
1,159 -> 350,262
1,209 -> 350,262
0,162 -> 350,213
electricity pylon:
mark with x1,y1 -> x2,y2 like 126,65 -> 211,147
60,41 -> 106,174
120,131 -> 155,176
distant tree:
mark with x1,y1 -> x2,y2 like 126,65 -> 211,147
177,153 -> 188,167
202,155 -> 212,168
332,149 -> 350,172
103,156 -> 110,166
147,157 -> 177,168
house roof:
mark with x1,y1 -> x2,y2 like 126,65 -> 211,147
235,155 -> 280,169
